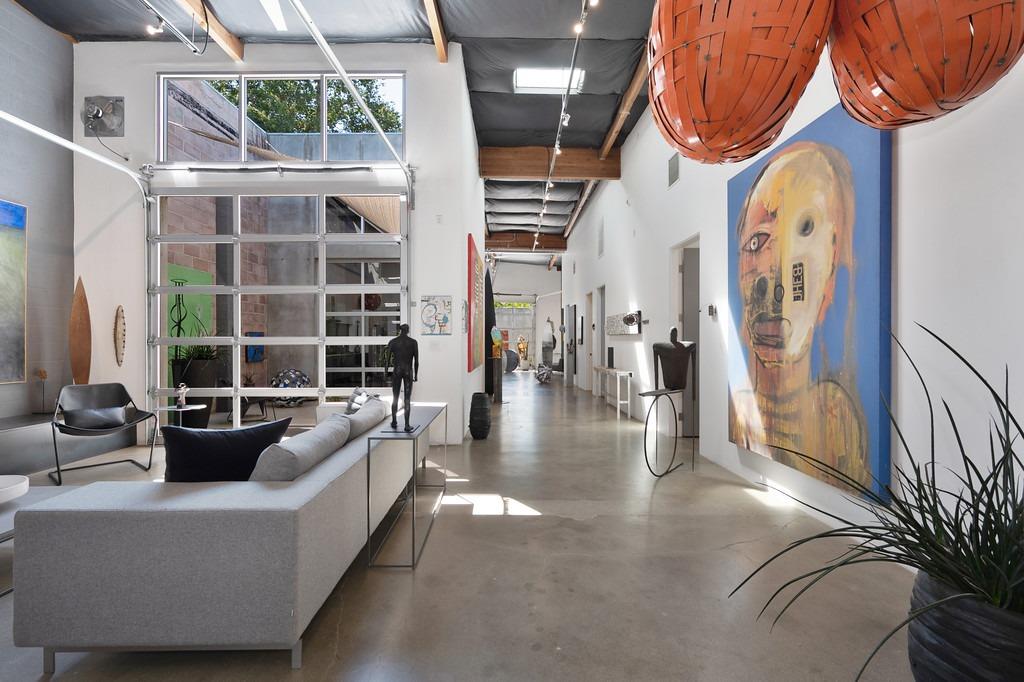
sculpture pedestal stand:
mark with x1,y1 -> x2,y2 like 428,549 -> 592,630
638,388 -> 697,477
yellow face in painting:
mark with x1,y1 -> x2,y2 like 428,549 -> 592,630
737,143 -> 852,367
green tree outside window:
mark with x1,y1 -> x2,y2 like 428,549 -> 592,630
212,78 -> 402,134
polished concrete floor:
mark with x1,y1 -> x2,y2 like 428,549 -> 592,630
0,373 -> 914,680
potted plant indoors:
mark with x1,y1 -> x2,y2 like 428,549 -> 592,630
732,325 -> 1024,681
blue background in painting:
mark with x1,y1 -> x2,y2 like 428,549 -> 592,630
726,105 -> 892,494
0,199 -> 27,230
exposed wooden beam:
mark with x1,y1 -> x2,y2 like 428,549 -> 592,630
423,0 -> 448,63
173,0 -> 245,62
547,254 -> 558,270
486,232 -> 567,252
479,147 -> 620,181
599,57 -> 650,160
563,180 -> 598,240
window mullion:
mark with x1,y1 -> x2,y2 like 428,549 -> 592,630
239,76 -> 248,162
320,75 -> 328,163
232,194 -> 242,428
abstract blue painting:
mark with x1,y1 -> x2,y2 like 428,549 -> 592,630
727,105 -> 892,495
0,199 -> 27,384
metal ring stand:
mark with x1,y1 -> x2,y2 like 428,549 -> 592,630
642,390 -> 696,478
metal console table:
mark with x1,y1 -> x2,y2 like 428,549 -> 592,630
593,365 -> 633,420
366,403 -> 448,569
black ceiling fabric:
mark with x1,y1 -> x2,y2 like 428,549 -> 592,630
485,181 -> 582,202
213,0 -> 431,43
461,38 -> 644,96
485,199 -> 575,215
472,92 -> 620,148
441,0 -> 654,41
488,224 -> 565,235
487,212 -> 570,228
15,0 -> 193,41
16,0 -> 432,43
457,1 -> 655,240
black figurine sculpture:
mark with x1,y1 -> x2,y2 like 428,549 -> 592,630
653,327 -> 695,391
385,323 -> 419,431
640,327 -> 698,478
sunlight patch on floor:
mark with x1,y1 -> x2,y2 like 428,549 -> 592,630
743,485 -> 798,509
441,493 -> 541,516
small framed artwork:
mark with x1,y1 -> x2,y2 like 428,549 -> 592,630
245,331 -> 265,362
421,295 -> 452,335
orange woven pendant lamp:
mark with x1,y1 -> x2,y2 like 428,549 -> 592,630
648,0 -> 834,164
830,0 -> 1024,128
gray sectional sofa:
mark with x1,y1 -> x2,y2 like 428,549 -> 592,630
12,399 -> 418,673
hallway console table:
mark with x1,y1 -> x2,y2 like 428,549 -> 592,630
366,403 -> 448,568
592,366 -> 633,421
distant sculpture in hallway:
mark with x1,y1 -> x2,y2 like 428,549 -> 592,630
385,324 -> 419,431
653,327 -> 695,392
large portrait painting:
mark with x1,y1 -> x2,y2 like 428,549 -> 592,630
467,234 -> 485,372
727,105 -> 892,494
0,199 -> 27,384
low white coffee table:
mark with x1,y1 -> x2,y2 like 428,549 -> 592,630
0,476 -> 28,504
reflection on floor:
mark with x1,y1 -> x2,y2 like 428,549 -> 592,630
0,373 -> 914,680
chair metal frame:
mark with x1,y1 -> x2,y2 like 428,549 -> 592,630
49,383 -> 157,486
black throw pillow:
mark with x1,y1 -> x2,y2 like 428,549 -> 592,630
162,418 -> 292,482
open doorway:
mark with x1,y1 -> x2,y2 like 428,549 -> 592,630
564,303 -> 576,387
676,239 -> 700,438
593,285 -> 606,395
583,292 -> 594,391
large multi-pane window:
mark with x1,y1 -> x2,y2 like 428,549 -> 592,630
150,193 -> 406,430
160,73 -> 405,164
153,71 -> 407,430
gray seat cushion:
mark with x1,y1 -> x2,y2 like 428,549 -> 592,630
346,397 -> 388,441
249,414 -> 351,482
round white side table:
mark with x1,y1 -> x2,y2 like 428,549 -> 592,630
0,475 -> 29,505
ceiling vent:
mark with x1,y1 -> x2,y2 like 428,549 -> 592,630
668,153 -> 680,188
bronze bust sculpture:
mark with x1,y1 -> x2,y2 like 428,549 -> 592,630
385,324 -> 419,431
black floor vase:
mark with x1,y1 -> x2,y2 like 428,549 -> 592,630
469,392 -> 491,440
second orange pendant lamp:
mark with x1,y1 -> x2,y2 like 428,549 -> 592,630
648,0 -> 835,164
829,0 -> 1024,128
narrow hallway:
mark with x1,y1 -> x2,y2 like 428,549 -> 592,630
322,373 -> 915,681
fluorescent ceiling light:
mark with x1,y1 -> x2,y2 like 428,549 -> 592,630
513,68 -> 585,95
259,0 -> 289,31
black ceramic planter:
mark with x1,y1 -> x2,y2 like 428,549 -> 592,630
908,572 -> 1024,681
469,392 -> 491,440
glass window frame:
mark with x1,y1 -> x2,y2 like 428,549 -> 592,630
148,191 -> 408,428
157,72 -> 407,166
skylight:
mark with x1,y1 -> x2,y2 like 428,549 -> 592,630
258,0 -> 288,31
513,68 -> 585,95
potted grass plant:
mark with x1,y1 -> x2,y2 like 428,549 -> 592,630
732,325 -> 1024,681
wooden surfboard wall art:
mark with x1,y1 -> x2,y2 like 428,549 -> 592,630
69,276 -> 92,385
